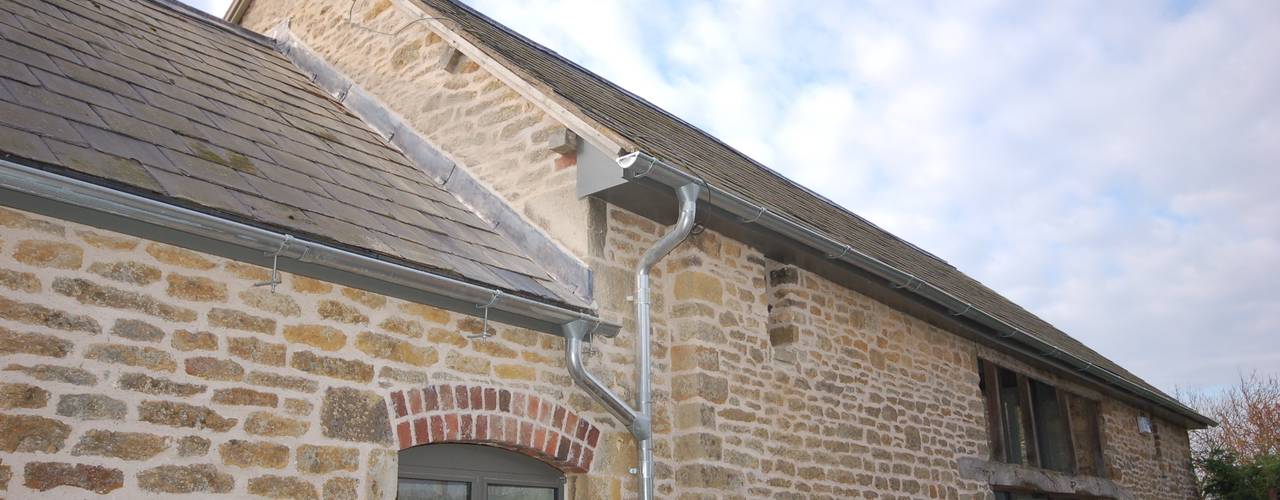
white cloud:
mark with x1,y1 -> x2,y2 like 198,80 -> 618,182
471,0 -> 1280,395
180,0 -> 232,17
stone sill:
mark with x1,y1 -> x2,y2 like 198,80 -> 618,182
958,457 -> 1132,500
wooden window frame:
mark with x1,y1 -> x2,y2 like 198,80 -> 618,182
978,358 -> 1104,476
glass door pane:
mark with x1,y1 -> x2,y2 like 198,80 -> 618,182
487,484 -> 556,500
398,478 -> 469,500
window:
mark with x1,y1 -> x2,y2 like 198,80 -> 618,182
399,444 -> 563,500
977,359 -> 1105,476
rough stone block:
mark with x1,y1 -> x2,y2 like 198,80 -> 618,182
291,351 -> 373,383
23,462 -> 122,494
0,296 -> 100,333
56,394 -> 127,420
0,327 -> 72,357
0,414 -> 70,452
0,382 -> 49,409
52,278 -> 196,322
166,273 -> 228,302
284,324 -> 347,351
70,430 -> 169,460
321,386 -> 392,444
110,318 -> 164,342
3,363 -> 97,385
212,387 -> 279,407
138,400 -> 237,431
248,475 -> 318,500
137,464 -> 233,493
355,331 -> 436,366
185,356 -> 245,381
229,336 -> 287,366
220,439 -> 290,469
297,444 -> 359,474
13,240 -> 82,269
172,329 -> 218,351
208,307 -> 276,334
85,343 -> 176,372
87,260 -> 161,285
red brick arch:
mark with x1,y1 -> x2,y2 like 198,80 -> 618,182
389,384 -> 601,473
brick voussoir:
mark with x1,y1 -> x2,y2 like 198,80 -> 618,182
389,384 -> 598,472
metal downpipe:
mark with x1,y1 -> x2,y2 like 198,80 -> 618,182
562,320 -> 648,438
635,182 -> 701,500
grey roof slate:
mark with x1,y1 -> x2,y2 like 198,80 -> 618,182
415,0 -> 1193,413
0,0 -> 583,309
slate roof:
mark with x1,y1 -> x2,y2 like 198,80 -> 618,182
0,0 -> 584,308
416,0 -> 1194,413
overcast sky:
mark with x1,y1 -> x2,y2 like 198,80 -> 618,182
190,0 -> 1277,397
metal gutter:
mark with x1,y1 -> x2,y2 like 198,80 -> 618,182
0,157 -> 619,339
616,151 -> 1213,427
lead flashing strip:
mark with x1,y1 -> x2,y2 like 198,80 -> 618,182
268,22 -> 594,302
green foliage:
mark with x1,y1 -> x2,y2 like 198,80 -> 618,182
1197,448 -> 1280,499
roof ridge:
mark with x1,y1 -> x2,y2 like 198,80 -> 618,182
143,0 -> 276,47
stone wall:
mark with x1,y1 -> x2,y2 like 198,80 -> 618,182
0,206 -> 622,498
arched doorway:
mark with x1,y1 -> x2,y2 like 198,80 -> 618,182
398,443 -> 564,500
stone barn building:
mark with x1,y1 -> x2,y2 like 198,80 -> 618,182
0,0 -> 1211,498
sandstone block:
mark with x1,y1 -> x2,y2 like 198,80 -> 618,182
138,400 -> 237,431
225,261 -> 271,281
173,329 -> 218,350
3,363 -> 97,385
291,351 -> 373,383
0,207 -> 63,234
110,318 -> 164,342
399,302 -> 450,324
0,327 -> 72,357
446,352 -> 491,375
87,260 -> 161,285
379,317 -> 425,338
14,240 -> 82,269
23,462 -> 122,494
341,287 -> 386,309
356,331 -> 436,366
248,475 -> 318,500
145,242 -> 215,269
297,444 -> 359,474
318,300 -> 368,324
178,435 -> 211,457
324,477 -> 358,500
56,394 -> 127,420
220,439 -> 289,469
186,356 -> 245,381
0,296 -> 100,333
247,371 -> 319,393
321,386 -> 392,444
240,287 -> 301,316
166,273 -> 228,302
118,372 -> 206,396
208,307 -> 276,334
71,430 -> 169,460
291,275 -> 332,293
137,464 -> 233,493
0,414 -> 69,452
495,363 -> 537,381
230,336 -> 287,366
428,327 -> 467,347
284,398 -> 314,416
53,278 -> 196,322
284,324 -> 346,351
0,268 -> 40,292
213,388 -> 279,407
245,411 -> 309,437
85,343 -> 176,372
674,271 -> 724,305
379,366 -> 430,385
76,230 -> 136,250
672,373 -> 729,404
0,382 -> 49,409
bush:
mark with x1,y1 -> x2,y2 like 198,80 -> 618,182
1197,448 -> 1280,499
